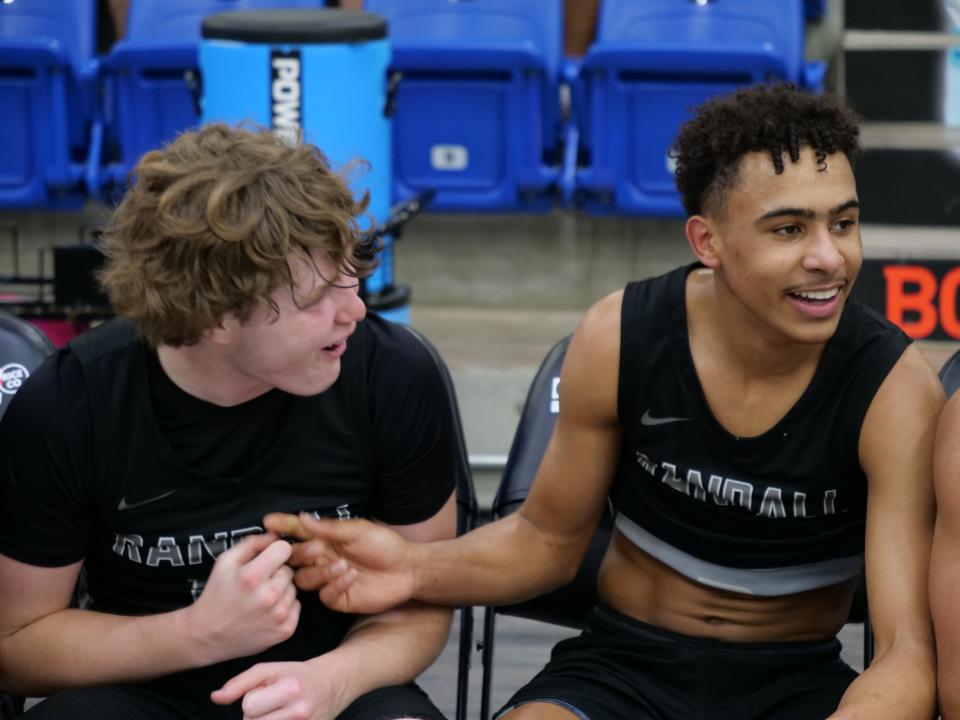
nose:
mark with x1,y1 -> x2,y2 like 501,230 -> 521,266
802,225 -> 844,276
335,282 -> 367,324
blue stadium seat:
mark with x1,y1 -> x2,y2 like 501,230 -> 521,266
92,0 -> 323,199
363,0 -> 564,212
567,0 -> 826,216
0,0 -> 98,209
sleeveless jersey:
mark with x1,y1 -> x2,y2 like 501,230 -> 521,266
612,264 -> 910,596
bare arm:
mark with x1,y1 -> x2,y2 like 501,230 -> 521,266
212,494 -> 458,719
831,345 -> 942,719
268,291 -> 624,612
0,534 -> 300,696
931,390 -> 960,718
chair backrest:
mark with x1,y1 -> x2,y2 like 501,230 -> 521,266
490,335 -> 613,626
0,0 -> 98,208
96,0 -> 329,198
365,0 -> 562,78
0,0 -> 97,75
941,348 -> 960,398
596,0 -> 804,81
125,0 -> 328,41
398,323 -> 477,720
0,311 -> 56,424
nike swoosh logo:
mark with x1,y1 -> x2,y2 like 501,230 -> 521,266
117,490 -> 175,511
640,409 -> 689,426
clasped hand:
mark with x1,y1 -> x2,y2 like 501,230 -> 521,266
262,512 -> 416,615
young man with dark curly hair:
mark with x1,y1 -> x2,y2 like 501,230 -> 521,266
269,84 -> 944,719
0,125 -> 457,720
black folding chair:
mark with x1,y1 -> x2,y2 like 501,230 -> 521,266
399,324 -> 479,720
0,311 -> 56,719
477,336 -> 616,720
941,347 -> 960,397
0,310 -> 56,424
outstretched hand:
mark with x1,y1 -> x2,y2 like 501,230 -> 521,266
263,513 -> 416,614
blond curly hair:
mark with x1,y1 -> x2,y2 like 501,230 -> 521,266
99,123 -> 375,347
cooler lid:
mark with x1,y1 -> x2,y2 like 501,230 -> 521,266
202,9 -> 387,44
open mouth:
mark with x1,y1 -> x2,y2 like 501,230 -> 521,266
787,287 -> 841,304
323,341 -> 345,353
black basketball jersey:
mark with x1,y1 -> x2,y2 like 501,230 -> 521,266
0,313 -> 454,691
612,264 -> 910,596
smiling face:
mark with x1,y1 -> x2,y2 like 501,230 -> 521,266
220,249 -> 367,397
690,147 -> 862,348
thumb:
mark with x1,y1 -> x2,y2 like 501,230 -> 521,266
211,664 -> 272,705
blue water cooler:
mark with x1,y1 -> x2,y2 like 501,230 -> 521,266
199,9 -> 410,323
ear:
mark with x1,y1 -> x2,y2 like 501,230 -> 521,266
205,316 -> 236,346
685,214 -> 721,269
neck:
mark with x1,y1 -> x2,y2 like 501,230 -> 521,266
157,341 -> 271,407
687,268 -> 826,380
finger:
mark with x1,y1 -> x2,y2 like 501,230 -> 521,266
280,597 -> 301,636
222,533 -> 279,567
211,664 -> 274,705
244,539 -> 293,578
241,676 -> 300,718
297,513 -> 369,544
318,568 -> 358,611
270,563 -> 295,589
292,558 -> 349,591
272,576 -> 298,618
263,512 -> 309,541
287,538 -> 336,568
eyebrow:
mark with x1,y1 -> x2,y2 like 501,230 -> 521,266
755,198 -> 860,223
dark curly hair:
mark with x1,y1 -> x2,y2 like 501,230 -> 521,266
673,84 -> 861,217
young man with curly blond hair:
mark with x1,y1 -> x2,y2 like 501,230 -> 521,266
269,84 -> 944,719
0,124 -> 457,720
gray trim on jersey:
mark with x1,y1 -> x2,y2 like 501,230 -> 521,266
615,514 -> 863,596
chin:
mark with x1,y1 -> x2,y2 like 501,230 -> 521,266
787,320 -> 842,346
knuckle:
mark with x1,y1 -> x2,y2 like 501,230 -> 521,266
238,567 -> 260,591
259,587 -> 280,608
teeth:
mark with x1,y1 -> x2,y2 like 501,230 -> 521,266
794,288 -> 839,301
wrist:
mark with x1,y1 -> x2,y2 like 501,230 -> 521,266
306,652 -> 354,714
172,604 -> 216,667
406,538 -> 432,603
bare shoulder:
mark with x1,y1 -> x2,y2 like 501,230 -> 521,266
870,344 -> 945,420
939,390 -> 960,438
560,289 -> 623,426
861,344 -> 945,474
567,289 -> 623,366
935,391 -> 960,497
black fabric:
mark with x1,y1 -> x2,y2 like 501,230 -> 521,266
22,682 -> 443,720
496,604 -> 857,720
0,312 -> 454,704
613,264 -> 911,570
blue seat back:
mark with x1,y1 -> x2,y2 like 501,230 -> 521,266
98,0 -> 323,197
573,0 -> 811,216
364,0 -> 563,211
0,311 -> 56,424
0,0 -> 97,208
